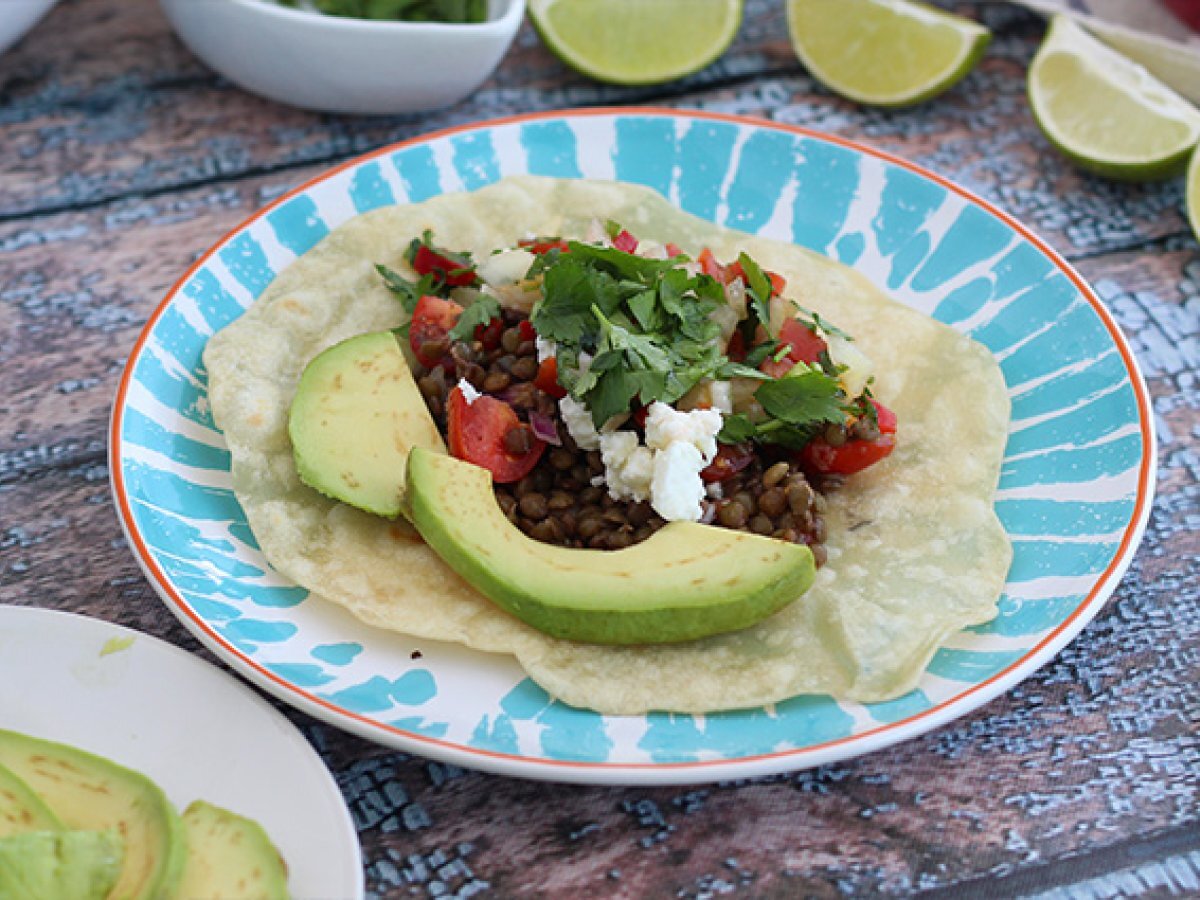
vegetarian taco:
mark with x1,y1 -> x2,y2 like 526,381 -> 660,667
203,176 -> 1011,715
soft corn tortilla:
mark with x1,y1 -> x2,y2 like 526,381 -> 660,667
204,176 -> 1011,715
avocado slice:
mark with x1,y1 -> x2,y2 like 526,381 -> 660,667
289,330 -> 446,518
177,800 -> 288,900
0,764 -> 61,838
0,830 -> 124,900
0,731 -> 185,900
405,448 -> 816,644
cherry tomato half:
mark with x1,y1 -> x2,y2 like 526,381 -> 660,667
725,260 -> 787,296
612,229 -> 638,254
446,386 -> 545,483
533,357 -> 566,399
409,295 -> 463,368
474,316 -> 504,351
697,248 -> 725,281
798,400 -> 897,476
519,238 -> 571,255
700,443 -> 755,483
758,318 -> 828,378
412,244 -> 478,287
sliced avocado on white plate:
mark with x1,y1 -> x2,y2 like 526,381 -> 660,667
0,607 -> 363,899
0,730 -> 185,900
0,830 -> 124,900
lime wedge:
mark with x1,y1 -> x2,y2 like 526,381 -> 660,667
1188,150 -> 1200,243
528,0 -> 742,86
786,0 -> 990,107
1029,16 -> 1200,180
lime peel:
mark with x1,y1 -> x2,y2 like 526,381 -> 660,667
528,0 -> 742,86
786,0 -> 990,108
1187,150 -> 1200,244
1028,16 -> 1200,181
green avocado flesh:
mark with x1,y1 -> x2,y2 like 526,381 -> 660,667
0,764 -> 61,838
177,800 -> 288,900
289,330 -> 446,518
0,830 -> 124,900
0,731 -> 185,900
406,448 -> 816,644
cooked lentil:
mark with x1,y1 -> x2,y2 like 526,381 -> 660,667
410,307 -> 834,565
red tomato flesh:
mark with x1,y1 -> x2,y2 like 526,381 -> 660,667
412,244 -> 478,287
725,260 -> 786,296
612,229 -> 638,253
697,248 -> 725,281
700,443 -> 754,483
446,386 -> 545,483
519,238 -> 571,255
409,295 -> 463,368
799,400 -> 897,476
474,316 -> 503,350
533,357 -> 566,399
758,318 -> 828,378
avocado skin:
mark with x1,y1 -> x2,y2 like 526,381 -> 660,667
0,830 -> 124,900
178,800 -> 288,900
406,448 -> 815,644
0,731 -> 185,900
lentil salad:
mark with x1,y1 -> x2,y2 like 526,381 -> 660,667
381,223 -> 900,567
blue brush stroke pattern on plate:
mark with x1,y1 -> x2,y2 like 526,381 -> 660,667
114,112 -> 1149,774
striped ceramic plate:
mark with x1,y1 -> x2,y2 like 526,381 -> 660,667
111,109 -> 1154,785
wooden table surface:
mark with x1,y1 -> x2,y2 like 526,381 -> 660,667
2,1 -> 1198,896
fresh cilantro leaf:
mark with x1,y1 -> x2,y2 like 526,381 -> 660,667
376,264 -> 436,314
736,252 -> 774,337
587,368 -> 639,428
447,294 -> 501,342
741,339 -> 782,368
532,256 -> 621,343
715,361 -> 771,381
755,368 -> 846,427
788,301 -> 853,341
567,241 -> 673,284
719,414 -> 758,444
627,290 -> 659,331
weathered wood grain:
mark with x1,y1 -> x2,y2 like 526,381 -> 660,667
0,1 -> 1192,259
3,0 -> 1199,895
2,217 -> 1197,897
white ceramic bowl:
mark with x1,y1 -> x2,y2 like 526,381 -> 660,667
0,0 -> 59,57
159,0 -> 525,115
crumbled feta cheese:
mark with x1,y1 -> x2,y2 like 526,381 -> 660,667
826,333 -> 874,400
650,442 -> 707,522
457,379 -> 481,405
535,336 -> 556,363
558,395 -> 601,451
477,248 -> 535,286
599,431 -> 653,502
644,402 -> 722,462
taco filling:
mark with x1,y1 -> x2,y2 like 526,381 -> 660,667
385,225 -> 897,568
203,175 -> 1011,715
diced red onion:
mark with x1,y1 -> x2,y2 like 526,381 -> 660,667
528,411 -> 562,446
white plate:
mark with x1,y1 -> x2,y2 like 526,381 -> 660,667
0,606 -> 363,899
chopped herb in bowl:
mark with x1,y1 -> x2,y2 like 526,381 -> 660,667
276,0 -> 489,23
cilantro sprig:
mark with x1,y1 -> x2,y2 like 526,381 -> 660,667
530,237 -> 733,428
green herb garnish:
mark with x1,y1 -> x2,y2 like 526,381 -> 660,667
448,293 -> 502,342
279,0 -> 488,23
